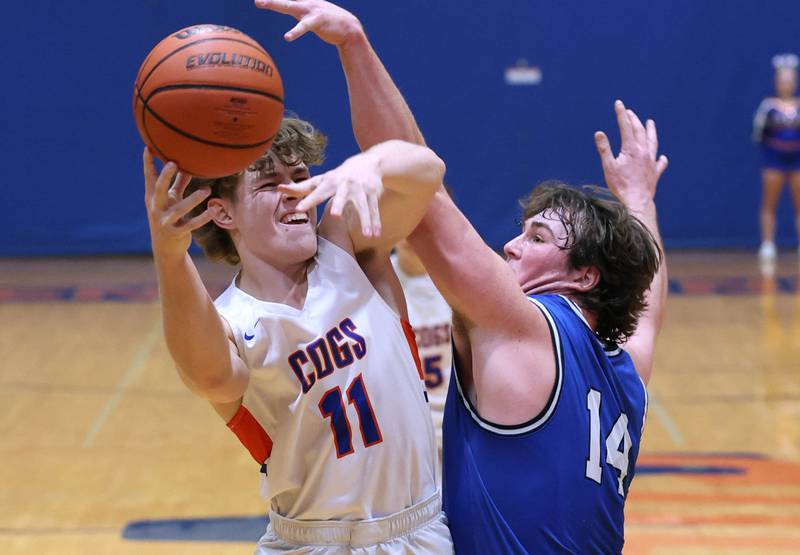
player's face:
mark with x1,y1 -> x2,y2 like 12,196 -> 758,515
229,154 -> 318,267
503,211 -> 579,295
775,68 -> 797,98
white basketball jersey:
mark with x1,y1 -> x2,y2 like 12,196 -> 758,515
215,238 -> 437,521
391,255 -> 452,452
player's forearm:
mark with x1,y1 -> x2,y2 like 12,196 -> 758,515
369,140 -> 444,192
643,252 -> 668,336
630,201 -> 668,335
154,252 -> 234,390
408,187 -> 530,330
345,141 -> 443,253
338,31 -> 425,150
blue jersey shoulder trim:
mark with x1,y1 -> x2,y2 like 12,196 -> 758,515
557,294 -> 625,356
451,297 -> 563,435
640,376 -> 649,437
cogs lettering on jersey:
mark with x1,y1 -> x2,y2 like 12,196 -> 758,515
288,318 -> 367,394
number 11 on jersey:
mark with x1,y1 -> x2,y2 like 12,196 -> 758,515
319,374 -> 383,459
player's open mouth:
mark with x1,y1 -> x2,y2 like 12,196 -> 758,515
280,212 -> 309,225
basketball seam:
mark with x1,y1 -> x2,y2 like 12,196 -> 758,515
146,83 -> 284,105
138,36 -> 272,92
140,91 -> 277,149
135,88 -> 169,163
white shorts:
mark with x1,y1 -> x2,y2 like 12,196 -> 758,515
255,492 -> 453,554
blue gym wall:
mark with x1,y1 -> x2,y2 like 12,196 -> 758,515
4,1 -> 800,256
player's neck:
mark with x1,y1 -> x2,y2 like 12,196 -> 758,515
237,256 -> 311,309
523,284 -> 598,331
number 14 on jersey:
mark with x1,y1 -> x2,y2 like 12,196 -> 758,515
585,389 -> 633,496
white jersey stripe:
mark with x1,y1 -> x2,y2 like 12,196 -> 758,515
452,297 -> 563,436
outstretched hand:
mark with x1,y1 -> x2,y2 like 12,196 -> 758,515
594,100 -> 668,212
278,153 -> 383,238
143,149 -> 213,260
255,0 -> 363,46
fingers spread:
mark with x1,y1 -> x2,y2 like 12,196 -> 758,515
153,162 -> 178,211
656,154 -> 669,177
143,148 -> 157,200
615,100 -> 633,150
164,187 -> 211,226
367,191 -> 381,237
645,119 -> 659,159
278,177 -> 318,198
285,18 -> 312,41
627,109 -> 646,145
328,186 -> 348,217
352,189 -> 372,237
255,0 -> 305,17
172,171 -> 193,200
594,131 -> 614,168
295,178 -> 331,213
178,207 -> 216,233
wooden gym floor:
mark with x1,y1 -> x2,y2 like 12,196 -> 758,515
0,250 -> 799,554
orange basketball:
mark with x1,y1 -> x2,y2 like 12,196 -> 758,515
133,24 -> 284,178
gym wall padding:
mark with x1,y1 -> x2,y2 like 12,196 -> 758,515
4,1 -> 799,255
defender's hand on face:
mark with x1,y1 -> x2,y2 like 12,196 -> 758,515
277,154 -> 383,238
255,0 -> 363,46
143,148 -> 213,259
594,100 -> 668,211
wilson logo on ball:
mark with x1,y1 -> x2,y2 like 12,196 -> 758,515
185,52 -> 274,75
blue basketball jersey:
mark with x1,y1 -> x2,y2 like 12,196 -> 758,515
442,294 -> 648,554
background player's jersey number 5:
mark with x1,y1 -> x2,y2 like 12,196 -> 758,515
423,355 -> 443,388
585,389 -> 633,496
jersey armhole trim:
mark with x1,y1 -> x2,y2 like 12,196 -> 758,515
401,318 -> 426,381
639,375 -> 649,437
558,294 -> 624,356
452,297 -> 564,436
227,404 -> 273,464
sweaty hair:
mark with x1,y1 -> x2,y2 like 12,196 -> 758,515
184,116 -> 327,265
520,181 -> 662,344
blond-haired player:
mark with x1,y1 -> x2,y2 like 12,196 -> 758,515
142,0 -> 453,552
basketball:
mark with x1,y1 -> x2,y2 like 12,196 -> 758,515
133,24 -> 284,178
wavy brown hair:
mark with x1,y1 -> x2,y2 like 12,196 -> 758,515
520,181 -> 662,344
184,117 -> 327,265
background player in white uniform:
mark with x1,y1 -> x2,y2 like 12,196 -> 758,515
391,240 -> 452,466
142,1 -> 453,552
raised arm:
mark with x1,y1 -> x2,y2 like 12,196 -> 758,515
594,100 -> 669,384
408,190 -> 539,331
255,0 -> 424,148
143,150 -> 249,407
405,183 -> 553,426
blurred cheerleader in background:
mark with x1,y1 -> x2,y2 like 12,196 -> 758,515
754,53 -> 800,261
